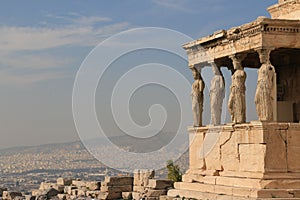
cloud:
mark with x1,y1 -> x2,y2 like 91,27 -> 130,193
72,16 -> 112,26
0,68 -> 69,86
0,53 -> 71,70
0,22 -> 129,52
151,0 -> 193,12
151,0 -> 227,14
45,13 -> 112,26
0,14 -> 130,85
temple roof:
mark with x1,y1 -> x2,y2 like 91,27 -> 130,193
183,17 -> 300,50
182,1 -> 300,67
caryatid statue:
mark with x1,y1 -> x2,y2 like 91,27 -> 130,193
228,54 -> 247,124
209,63 -> 225,125
255,49 -> 276,121
191,67 -> 205,127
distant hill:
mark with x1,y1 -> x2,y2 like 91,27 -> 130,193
0,137 -> 189,174
0,141 -> 84,156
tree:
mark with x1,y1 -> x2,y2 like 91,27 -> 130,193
166,160 -> 182,182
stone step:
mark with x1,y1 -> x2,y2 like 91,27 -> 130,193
195,176 -> 300,189
168,189 -> 300,200
173,182 -> 300,198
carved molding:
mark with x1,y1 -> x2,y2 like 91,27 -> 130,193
184,18 -> 300,66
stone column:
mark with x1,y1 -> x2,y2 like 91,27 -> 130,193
228,54 -> 247,124
209,61 -> 225,125
191,66 -> 205,127
255,48 -> 277,121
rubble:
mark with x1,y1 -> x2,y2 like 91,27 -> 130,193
132,170 -> 173,200
0,187 -> 7,197
2,191 -> 23,200
1,170 -> 173,200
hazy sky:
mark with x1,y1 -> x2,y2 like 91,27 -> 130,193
0,0 -> 277,149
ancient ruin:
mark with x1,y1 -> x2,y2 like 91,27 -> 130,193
228,54 -> 247,124
191,67 -> 205,127
209,63 -> 225,126
0,170 -> 173,200
168,0 -> 300,199
255,49 -> 276,121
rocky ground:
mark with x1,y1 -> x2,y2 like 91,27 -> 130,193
0,170 -> 175,200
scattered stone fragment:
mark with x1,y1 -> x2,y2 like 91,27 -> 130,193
132,191 -> 142,200
101,185 -> 132,193
70,189 -> 78,196
144,189 -> 167,197
159,195 -> 175,200
2,191 -> 23,200
14,196 -> 25,200
51,185 -> 64,194
57,178 -> 73,186
0,188 -> 7,197
39,182 -> 55,191
134,169 -> 155,186
122,192 -> 132,200
133,185 -> 145,193
25,195 -> 35,200
64,186 -> 76,195
147,180 -> 174,190
104,176 -> 133,186
86,190 -> 101,198
2,170 -> 173,200
77,189 -> 86,197
71,180 -> 86,188
98,191 -> 122,200
85,181 -> 100,191
43,188 -> 58,199
35,194 -> 47,200
31,190 -> 42,197
57,194 -> 67,200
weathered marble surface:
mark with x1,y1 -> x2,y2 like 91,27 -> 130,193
191,67 -> 205,127
255,49 -> 276,121
209,63 -> 225,125
228,55 -> 247,124
168,122 -> 300,199
174,0 -> 300,199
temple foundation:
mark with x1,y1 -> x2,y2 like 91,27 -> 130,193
168,122 -> 300,199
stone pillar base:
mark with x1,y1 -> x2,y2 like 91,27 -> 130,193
167,122 -> 300,199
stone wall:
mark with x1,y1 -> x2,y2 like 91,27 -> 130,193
168,122 -> 300,199
187,122 -> 300,177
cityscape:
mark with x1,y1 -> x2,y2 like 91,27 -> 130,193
0,141 -> 188,195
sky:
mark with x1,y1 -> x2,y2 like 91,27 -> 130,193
0,0 -> 278,149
